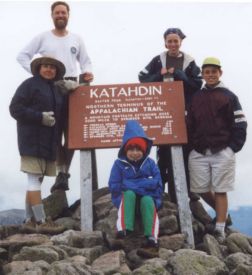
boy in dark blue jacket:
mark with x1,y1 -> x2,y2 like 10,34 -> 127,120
108,120 -> 163,250
187,57 -> 247,243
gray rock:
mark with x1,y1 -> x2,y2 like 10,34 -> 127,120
127,249 -> 146,270
230,264 -> 252,275
43,190 -> 69,219
132,258 -> 170,275
0,233 -> 51,259
51,230 -> 105,248
158,207 -> 178,219
159,215 -> 179,235
192,218 -> 206,245
158,248 -> 173,261
0,247 -> 8,261
162,200 -> 178,211
55,217 -> 80,231
226,233 -> 252,254
225,252 -> 252,271
94,208 -> 118,238
47,255 -> 94,275
203,234 -> 223,259
13,246 -> 60,264
3,260 -> 50,275
159,234 -> 185,251
94,193 -> 113,221
166,249 -> 229,275
59,245 -> 107,264
0,225 -> 23,239
92,250 -> 129,274
3,188 -> 252,275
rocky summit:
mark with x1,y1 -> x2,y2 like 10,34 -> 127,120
1,188 -> 252,274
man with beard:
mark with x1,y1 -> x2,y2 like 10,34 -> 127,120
17,1 -> 94,193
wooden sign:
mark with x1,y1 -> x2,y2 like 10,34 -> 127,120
68,82 -> 187,149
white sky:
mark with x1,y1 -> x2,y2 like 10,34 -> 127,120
0,1 -> 251,211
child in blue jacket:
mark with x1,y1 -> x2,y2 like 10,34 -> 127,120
108,120 -> 163,248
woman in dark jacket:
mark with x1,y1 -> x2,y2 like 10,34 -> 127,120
10,56 -> 66,234
138,28 -> 202,202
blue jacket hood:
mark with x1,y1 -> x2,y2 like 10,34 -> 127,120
118,120 -> 153,158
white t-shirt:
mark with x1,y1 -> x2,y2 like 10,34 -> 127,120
17,31 -> 92,77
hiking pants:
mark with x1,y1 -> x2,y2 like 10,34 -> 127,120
116,190 -> 159,239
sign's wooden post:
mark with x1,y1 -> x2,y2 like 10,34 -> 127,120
163,76 -> 194,248
170,146 -> 194,248
80,150 -> 93,231
78,80 -> 98,192
77,81 -> 95,231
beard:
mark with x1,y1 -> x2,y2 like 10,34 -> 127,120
54,18 -> 68,30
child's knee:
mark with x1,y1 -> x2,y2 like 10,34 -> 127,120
123,190 -> 136,199
141,195 -> 154,206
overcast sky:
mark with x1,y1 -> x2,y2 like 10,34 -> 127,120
0,1 -> 251,211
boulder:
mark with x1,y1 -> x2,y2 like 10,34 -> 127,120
166,249 -> 229,275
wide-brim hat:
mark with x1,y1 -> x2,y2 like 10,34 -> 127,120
31,56 -> 66,81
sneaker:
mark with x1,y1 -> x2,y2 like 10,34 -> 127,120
21,219 -> 37,233
142,236 -> 159,248
116,230 -> 127,239
213,229 -> 226,244
206,214 -> 232,234
50,172 -> 70,193
36,217 -> 65,235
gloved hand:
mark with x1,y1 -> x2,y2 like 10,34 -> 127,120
55,80 -> 79,95
42,111 -> 55,127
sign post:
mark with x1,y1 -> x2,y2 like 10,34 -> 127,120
69,82 -> 194,247
170,146 -> 194,248
80,150 -> 93,231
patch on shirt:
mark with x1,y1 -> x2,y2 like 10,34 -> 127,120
71,47 -> 77,54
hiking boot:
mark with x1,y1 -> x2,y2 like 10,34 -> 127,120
36,217 -> 65,235
116,230 -> 127,239
50,172 -> 70,193
213,229 -> 226,244
21,219 -> 37,233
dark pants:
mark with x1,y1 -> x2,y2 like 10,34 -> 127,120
157,144 -> 191,203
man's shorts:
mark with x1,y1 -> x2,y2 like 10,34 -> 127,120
189,147 -> 235,193
21,156 -> 56,176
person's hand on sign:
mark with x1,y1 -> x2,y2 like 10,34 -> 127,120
82,72 -> 94,83
55,80 -> 79,94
